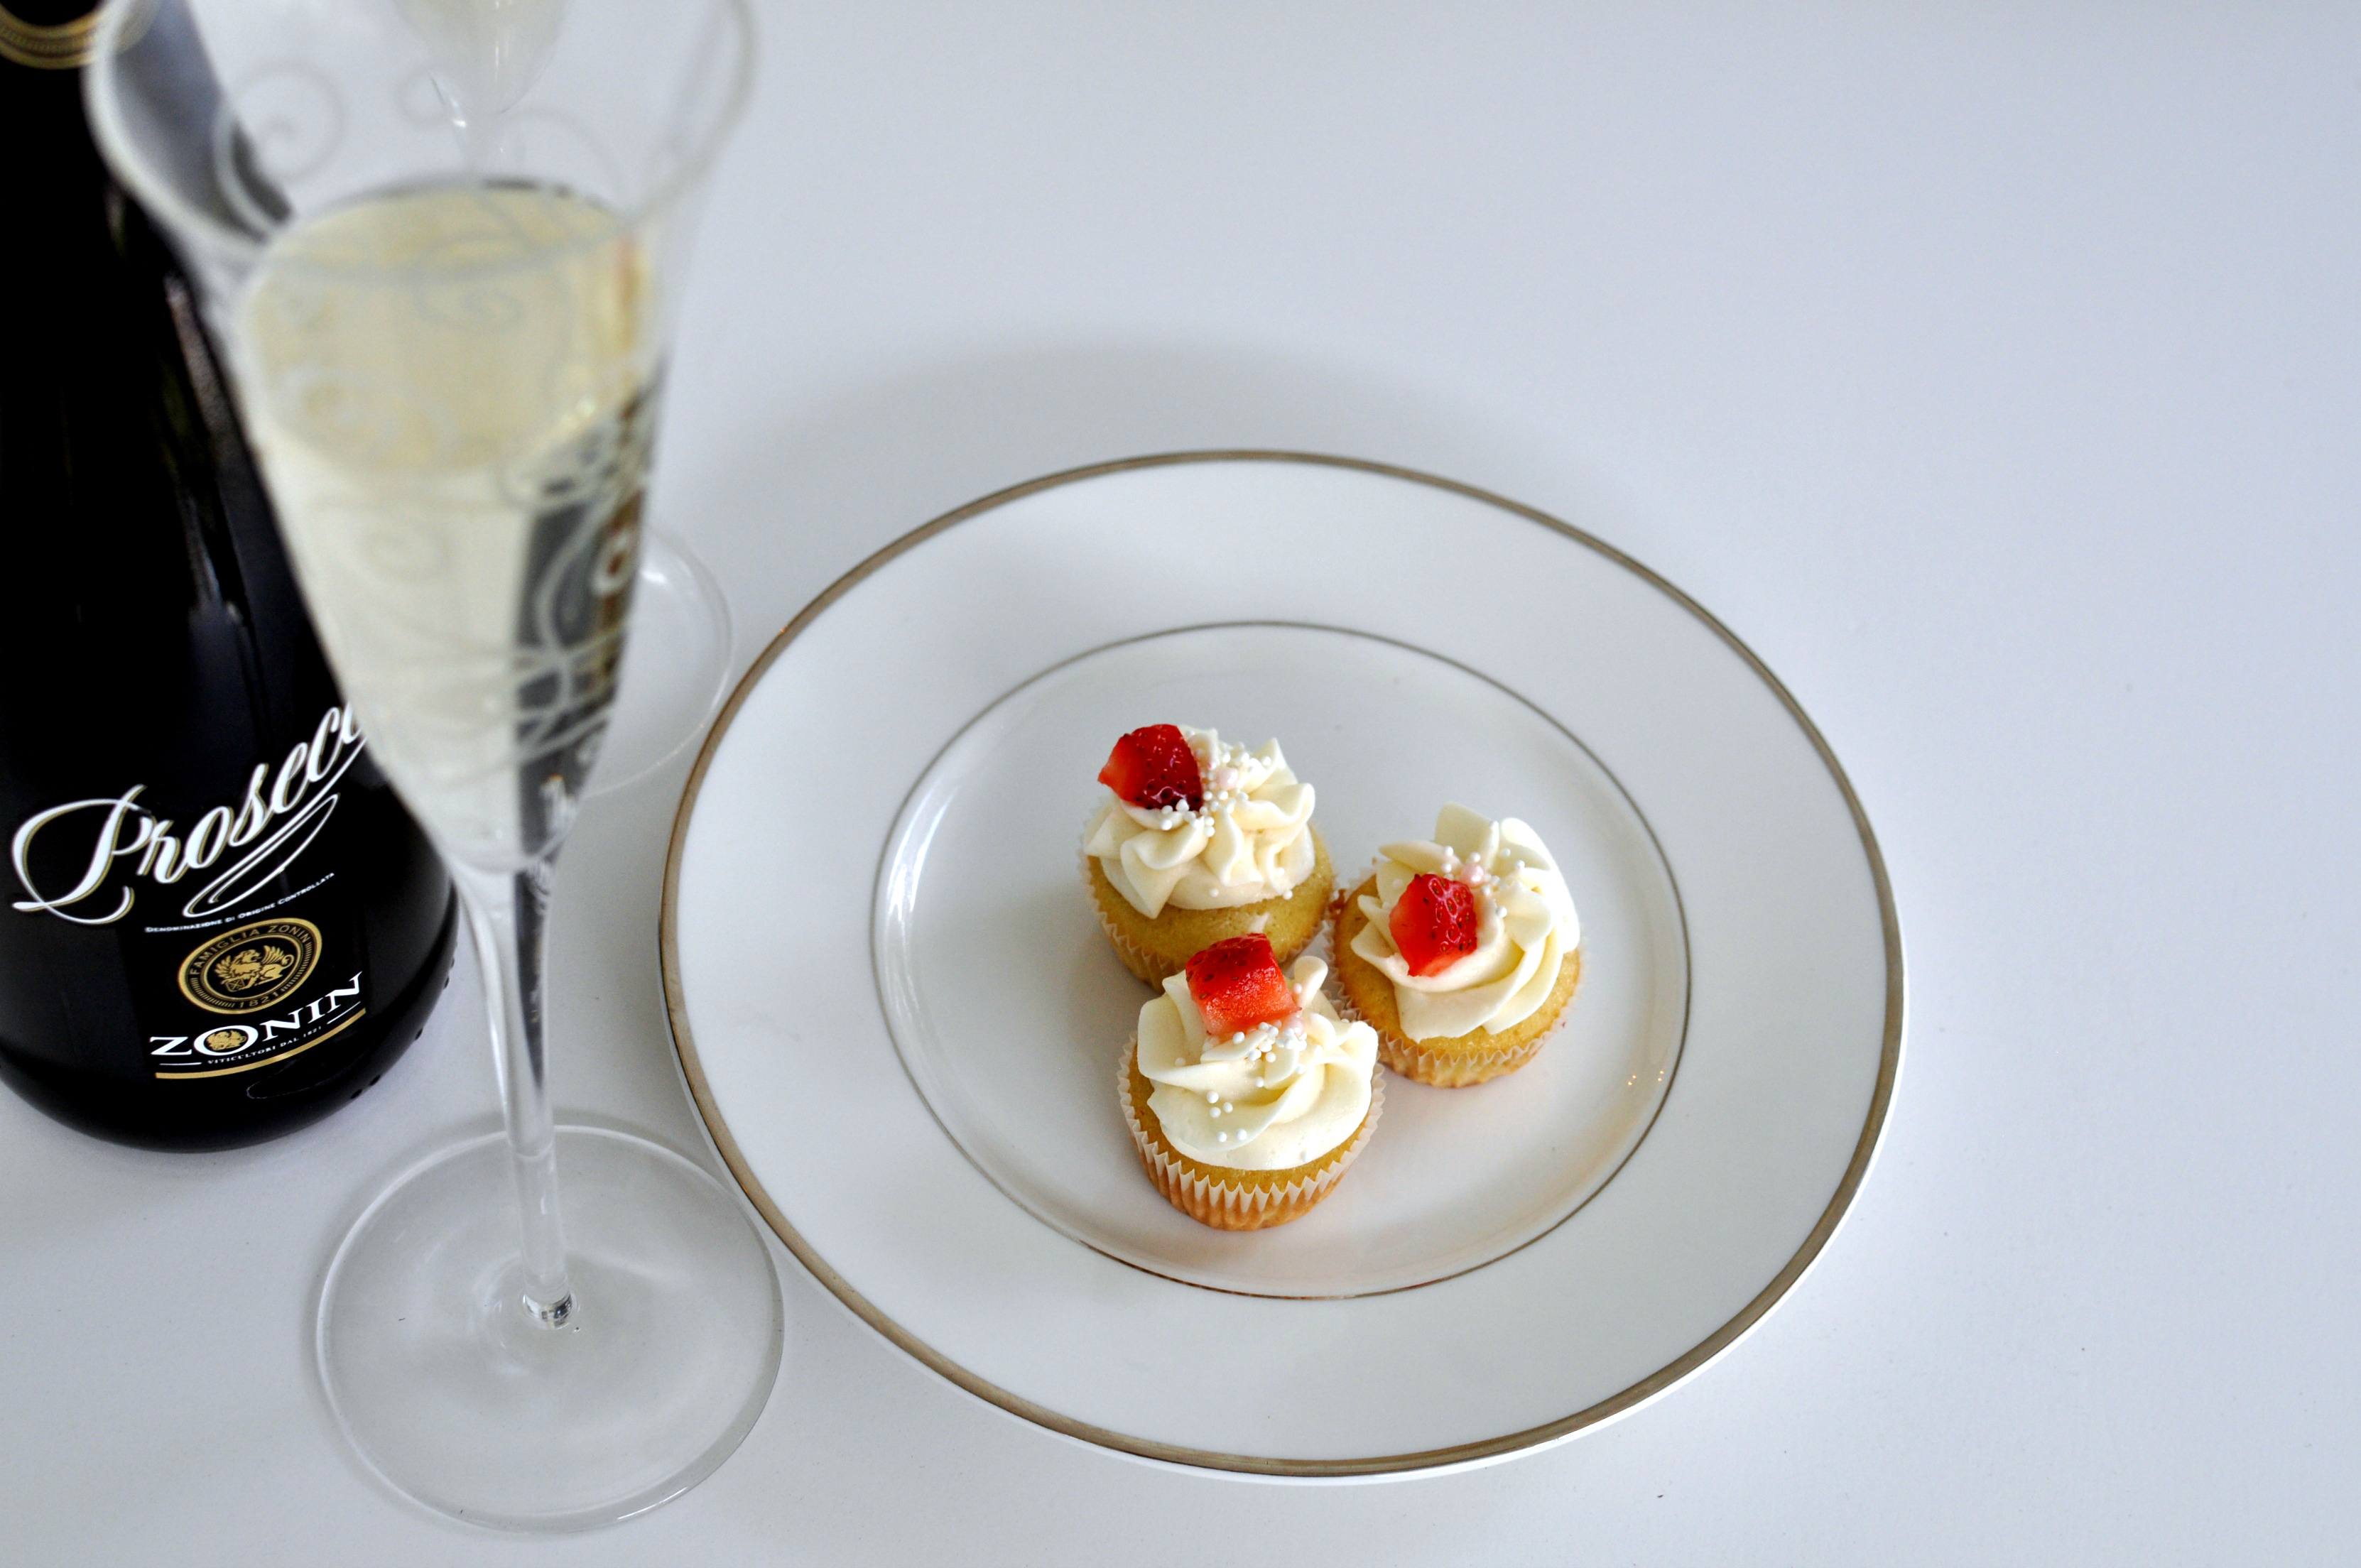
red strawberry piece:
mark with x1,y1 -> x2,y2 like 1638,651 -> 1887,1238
1098,724 -> 1203,812
1186,935 -> 1301,1038
1389,873 -> 1480,977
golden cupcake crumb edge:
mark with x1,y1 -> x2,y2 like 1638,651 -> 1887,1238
1082,828 -> 1333,986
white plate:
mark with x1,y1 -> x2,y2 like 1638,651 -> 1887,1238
661,453 -> 1901,1477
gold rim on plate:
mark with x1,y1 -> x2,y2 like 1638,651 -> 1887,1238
658,450 -> 1905,1478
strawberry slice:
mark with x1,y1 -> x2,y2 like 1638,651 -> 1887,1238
1389,873 -> 1480,976
1186,935 -> 1300,1038
1098,724 -> 1203,812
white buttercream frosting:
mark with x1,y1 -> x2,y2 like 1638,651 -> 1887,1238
1348,804 -> 1579,1042
1138,956 -> 1377,1171
1084,726 -> 1316,918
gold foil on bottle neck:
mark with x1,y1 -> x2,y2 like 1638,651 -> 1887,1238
0,3 -> 100,70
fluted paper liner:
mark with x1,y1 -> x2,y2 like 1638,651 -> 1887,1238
1119,1039 -> 1382,1231
1328,873 -> 1581,1089
1081,823 -> 1333,986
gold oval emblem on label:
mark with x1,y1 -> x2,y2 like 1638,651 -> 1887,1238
178,918 -> 323,1016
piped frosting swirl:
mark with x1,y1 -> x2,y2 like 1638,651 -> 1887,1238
1137,955 -> 1377,1171
1347,804 -> 1579,1041
1084,726 -> 1316,918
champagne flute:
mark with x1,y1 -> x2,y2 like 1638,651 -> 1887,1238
392,0 -> 737,801
594,526 -> 734,793
88,0 -> 781,1530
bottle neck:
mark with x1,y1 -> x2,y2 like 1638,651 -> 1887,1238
0,1 -> 101,72
1,10 -> 115,323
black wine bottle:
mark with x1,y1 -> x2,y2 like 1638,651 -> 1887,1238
0,0 -> 458,1150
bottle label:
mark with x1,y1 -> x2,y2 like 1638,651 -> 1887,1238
7,704 -> 383,1084
9,704 -> 368,929
148,941 -> 367,1081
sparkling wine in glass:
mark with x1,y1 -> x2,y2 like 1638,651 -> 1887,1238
88,0 -> 779,1530
387,0 -> 739,800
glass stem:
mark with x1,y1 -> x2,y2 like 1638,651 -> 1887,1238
452,859 -> 574,1327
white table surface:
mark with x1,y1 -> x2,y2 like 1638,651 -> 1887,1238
9,3 -> 2357,1561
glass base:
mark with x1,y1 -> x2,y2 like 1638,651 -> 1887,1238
592,530 -> 734,795
316,1126 -> 782,1531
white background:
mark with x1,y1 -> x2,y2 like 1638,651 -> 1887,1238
8,1 -> 2357,1561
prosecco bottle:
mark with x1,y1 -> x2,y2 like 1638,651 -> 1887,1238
0,0 -> 457,1150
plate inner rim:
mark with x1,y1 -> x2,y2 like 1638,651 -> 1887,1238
871,614 -> 1695,1302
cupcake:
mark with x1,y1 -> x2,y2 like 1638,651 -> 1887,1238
1331,804 -> 1581,1087
1082,724 -> 1332,985
1122,934 -> 1382,1231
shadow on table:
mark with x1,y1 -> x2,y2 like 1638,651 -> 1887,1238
666,336 -> 1659,653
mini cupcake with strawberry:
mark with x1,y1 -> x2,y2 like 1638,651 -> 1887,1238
1082,724 -> 1331,985
1331,804 -> 1582,1088
1122,933 -> 1382,1230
